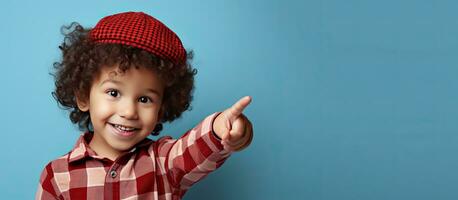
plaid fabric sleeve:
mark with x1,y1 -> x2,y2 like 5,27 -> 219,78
155,112 -> 231,191
35,162 -> 60,200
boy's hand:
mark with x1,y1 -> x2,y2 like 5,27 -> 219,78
213,96 -> 253,152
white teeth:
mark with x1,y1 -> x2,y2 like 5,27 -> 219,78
114,124 -> 136,131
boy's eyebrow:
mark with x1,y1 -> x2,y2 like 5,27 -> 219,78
100,79 -> 161,96
100,79 -> 123,86
100,78 -> 123,85
145,89 -> 162,97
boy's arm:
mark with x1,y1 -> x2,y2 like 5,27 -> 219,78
155,96 -> 253,190
155,113 -> 231,190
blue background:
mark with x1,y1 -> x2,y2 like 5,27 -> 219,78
1,0 -> 458,199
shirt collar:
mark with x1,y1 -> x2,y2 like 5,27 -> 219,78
68,132 -> 153,163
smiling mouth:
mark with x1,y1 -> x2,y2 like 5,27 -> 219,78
108,123 -> 140,136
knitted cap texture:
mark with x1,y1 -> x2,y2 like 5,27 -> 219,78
89,12 -> 186,65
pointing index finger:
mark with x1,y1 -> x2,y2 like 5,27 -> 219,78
227,96 -> 252,121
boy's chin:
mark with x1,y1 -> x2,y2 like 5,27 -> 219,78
107,139 -> 138,152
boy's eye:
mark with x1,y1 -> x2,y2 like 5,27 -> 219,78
139,96 -> 152,103
107,90 -> 119,97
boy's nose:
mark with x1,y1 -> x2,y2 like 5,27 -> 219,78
119,100 -> 139,120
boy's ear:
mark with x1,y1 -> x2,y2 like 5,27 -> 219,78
75,92 -> 89,112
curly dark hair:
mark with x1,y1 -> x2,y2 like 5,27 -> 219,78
52,22 -> 197,135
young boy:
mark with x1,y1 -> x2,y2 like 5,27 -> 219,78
36,11 -> 253,200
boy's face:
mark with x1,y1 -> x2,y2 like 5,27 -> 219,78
77,65 -> 164,159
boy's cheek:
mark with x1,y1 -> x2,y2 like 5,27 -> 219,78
140,110 -> 160,131
90,103 -> 115,125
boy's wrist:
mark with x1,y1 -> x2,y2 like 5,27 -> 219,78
211,112 -> 223,140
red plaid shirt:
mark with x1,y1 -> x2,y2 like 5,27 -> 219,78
36,113 -> 231,200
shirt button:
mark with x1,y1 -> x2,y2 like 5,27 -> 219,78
110,170 -> 117,178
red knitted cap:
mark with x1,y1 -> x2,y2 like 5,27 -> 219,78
89,12 -> 186,65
